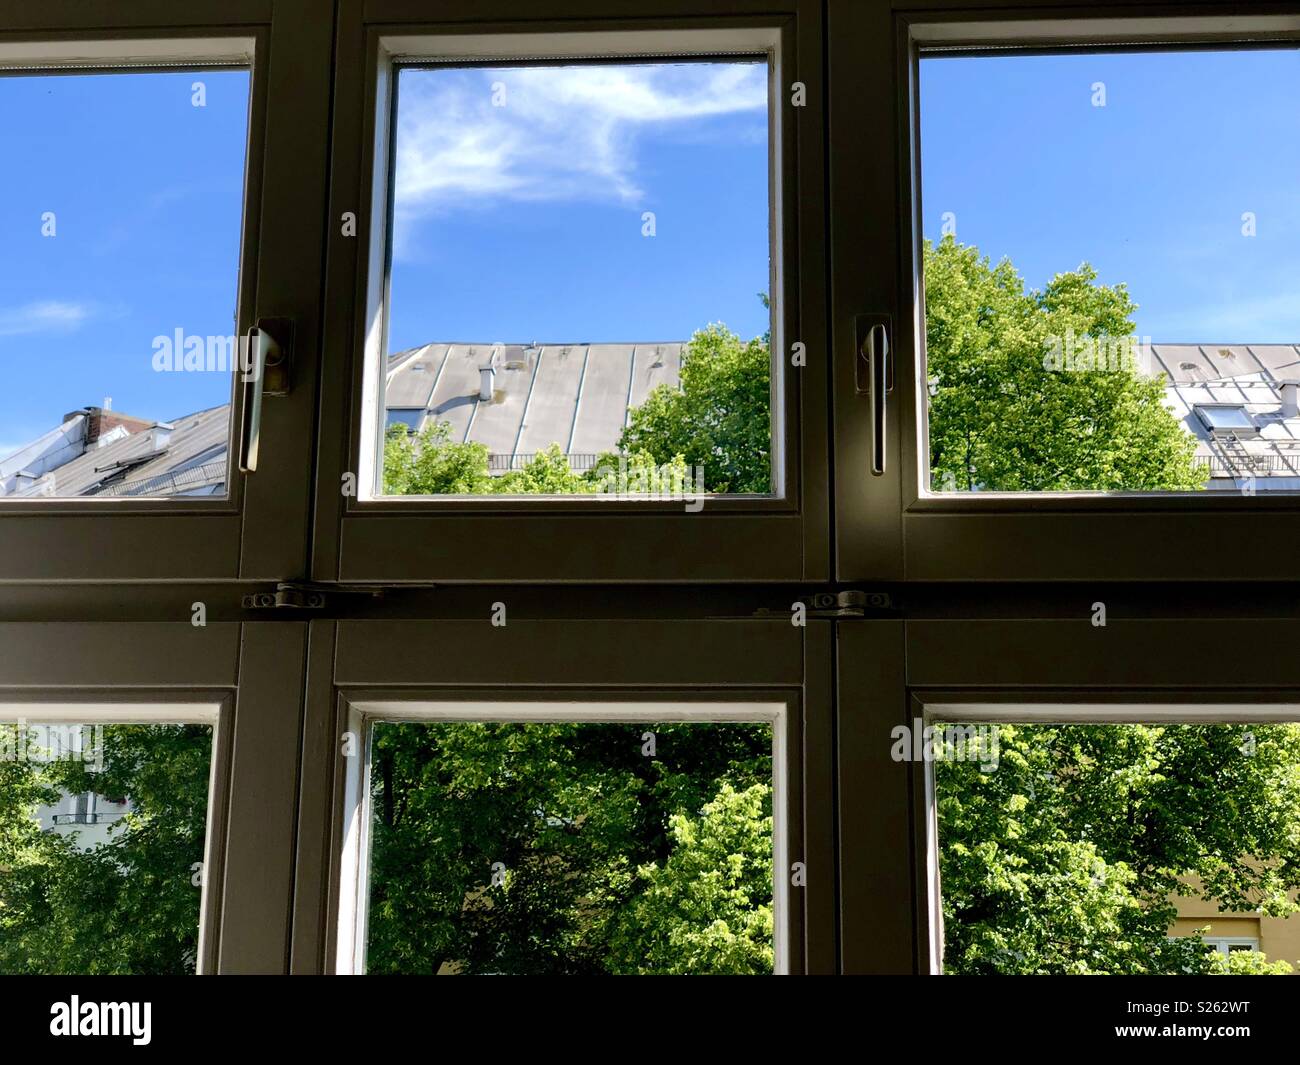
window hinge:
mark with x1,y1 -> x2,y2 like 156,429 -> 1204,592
242,582 -> 328,610
802,590 -> 892,617
240,581 -> 390,611
754,590 -> 893,619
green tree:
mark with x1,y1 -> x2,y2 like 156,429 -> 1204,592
925,236 -> 1204,491
934,723 -> 1300,974
619,324 -> 771,494
382,324 -> 771,497
364,721 -> 774,975
383,421 -> 492,495
0,723 -> 211,974
606,781 -> 775,975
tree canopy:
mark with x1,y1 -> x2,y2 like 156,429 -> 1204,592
935,723 -> 1300,974
925,236 -> 1204,492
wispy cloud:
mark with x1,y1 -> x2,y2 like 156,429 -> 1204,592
0,300 -> 93,338
392,62 -> 766,252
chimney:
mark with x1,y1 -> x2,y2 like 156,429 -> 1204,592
150,421 -> 175,451
1281,381 -> 1300,419
62,406 -> 154,446
479,366 -> 496,402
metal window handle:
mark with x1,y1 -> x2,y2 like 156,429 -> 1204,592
238,317 -> 293,474
856,316 -> 892,476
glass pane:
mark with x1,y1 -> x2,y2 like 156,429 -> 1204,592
0,69 -> 250,499
930,721 -> 1300,974
0,719 -> 215,974
377,59 -> 774,500
362,720 -> 775,973
920,48 -> 1300,494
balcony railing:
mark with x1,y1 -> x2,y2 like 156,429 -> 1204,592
51,812 -> 125,826
487,452 -> 602,473
1196,453 -> 1300,478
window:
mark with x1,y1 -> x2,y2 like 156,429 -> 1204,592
335,701 -> 789,974
917,46 -> 1300,497
317,19 -> 826,584
0,66 -> 250,500
1204,937 -> 1260,956
365,51 -> 777,502
922,707 -> 1300,975
833,12 -> 1300,582
1195,404 -> 1256,435
0,19 -> 333,583
0,704 -> 221,975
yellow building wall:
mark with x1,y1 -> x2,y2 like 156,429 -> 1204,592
1170,886 -> 1300,972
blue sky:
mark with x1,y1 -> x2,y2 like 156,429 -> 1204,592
4,50 -> 1298,456
386,62 -> 772,352
0,70 -> 247,453
921,48 -> 1300,341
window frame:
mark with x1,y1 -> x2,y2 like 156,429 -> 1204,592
312,0 -> 830,583
917,697 -> 1300,975
835,614 -> 1300,974
0,618 -> 308,974
290,616 -> 836,975
0,696 -> 228,974
0,2 -> 333,582
830,1 -> 1300,581
334,697 -> 793,975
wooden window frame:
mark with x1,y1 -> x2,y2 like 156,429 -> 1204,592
831,1 -> 1300,581
0,1 -> 333,582
0,618 -> 308,975
311,0 -> 830,583
290,616 -> 836,974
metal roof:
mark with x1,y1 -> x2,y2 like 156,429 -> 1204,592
7,404 -> 229,498
6,339 -> 1299,497
385,342 -> 683,462
1149,344 -> 1300,487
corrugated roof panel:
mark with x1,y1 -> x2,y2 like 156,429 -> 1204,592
50,405 -> 229,497
1151,344 -> 1217,383
385,343 -> 446,406
1249,345 -> 1300,380
628,343 -> 682,408
569,344 -> 635,455
464,349 -> 529,455
514,345 -> 586,456
425,344 -> 491,441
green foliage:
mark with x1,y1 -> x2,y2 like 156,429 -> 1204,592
619,324 -> 771,494
493,443 -> 590,495
924,237 -> 1204,491
934,723 -> 1300,974
606,781 -> 774,975
1207,948 -> 1294,975
382,420 -> 492,495
0,724 -> 211,975
364,721 -> 774,975
382,324 -> 771,497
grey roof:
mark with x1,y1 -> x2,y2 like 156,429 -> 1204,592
1149,344 -> 1300,486
9,338 -> 1298,499
43,405 -> 228,497
385,342 -> 683,462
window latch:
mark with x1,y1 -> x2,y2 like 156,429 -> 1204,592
855,315 -> 893,476
237,316 -> 294,474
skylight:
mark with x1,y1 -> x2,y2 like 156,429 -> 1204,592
1194,405 -> 1255,434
